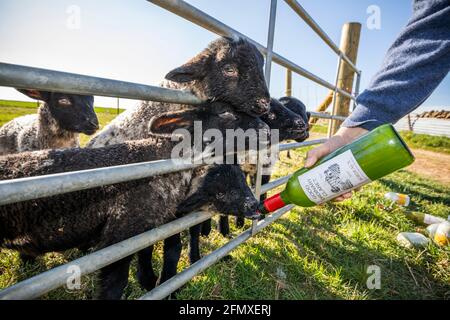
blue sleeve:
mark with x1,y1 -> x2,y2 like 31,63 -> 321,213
342,0 -> 450,131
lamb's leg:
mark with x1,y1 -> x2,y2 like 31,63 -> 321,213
249,172 -> 257,188
190,222 -> 232,265
189,224 -> 202,264
218,215 -> 230,236
19,253 -> 37,265
96,256 -> 132,300
235,216 -> 245,228
260,174 -> 271,201
249,173 -> 270,201
159,233 -> 182,284
137,246 -> 158,291
201,219 -> 212,236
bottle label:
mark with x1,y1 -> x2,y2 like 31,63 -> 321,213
298,150 -> 370,204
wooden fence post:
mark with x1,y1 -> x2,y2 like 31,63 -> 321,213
328,22 -> 361,136
285,69 -> 292,97
309,91 -> 334,126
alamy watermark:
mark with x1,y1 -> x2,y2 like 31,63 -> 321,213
168,123 -> 280,174
66,5 -> 81,30
66,264 -> 81,290
366,265 -> 381,289
366,5 -> 381,30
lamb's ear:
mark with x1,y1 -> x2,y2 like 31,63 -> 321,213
16,89 -> 50,102
177,191 -> 206,215
165,52 -> 210,83
148,110 -> 198,136
306,111 -> 311,122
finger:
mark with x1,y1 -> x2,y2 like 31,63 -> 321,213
332,196 -> 346,202
332,192 -> 353,202
305,144 -> 330,168
342,192 -> 353,199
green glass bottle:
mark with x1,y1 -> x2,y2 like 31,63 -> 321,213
259,124 -> 415,213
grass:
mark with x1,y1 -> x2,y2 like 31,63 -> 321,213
310,122 -> 328,134
0,103 -> 449,300
400,131 -> 450,154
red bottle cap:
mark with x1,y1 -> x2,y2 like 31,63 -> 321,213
258,193 -> 286,214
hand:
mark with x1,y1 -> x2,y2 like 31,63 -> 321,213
305,126 -> 368,202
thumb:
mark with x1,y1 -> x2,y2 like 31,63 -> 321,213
305,144 -> 330,168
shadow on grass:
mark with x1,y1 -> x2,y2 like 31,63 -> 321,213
306,217 -> 449,299
245,214 -> 449,299
1,248 -> 97,300
175,199 -> 449,300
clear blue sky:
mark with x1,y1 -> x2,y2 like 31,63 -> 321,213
0,0 -> 448,112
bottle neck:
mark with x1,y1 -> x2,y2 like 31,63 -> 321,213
258,192 -> 287,214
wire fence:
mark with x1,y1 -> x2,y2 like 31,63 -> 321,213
0,0 -> 359,300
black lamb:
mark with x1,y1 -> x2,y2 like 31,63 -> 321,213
0,103 -> 266,300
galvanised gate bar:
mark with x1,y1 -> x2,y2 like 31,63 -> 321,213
0,0 -> 360,300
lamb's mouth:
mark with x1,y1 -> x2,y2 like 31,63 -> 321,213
233,102 -> 270,117
244,211 -> 262,220
252,102 -> 270,116
291,130 -> 309,141
82,127 -> 99,135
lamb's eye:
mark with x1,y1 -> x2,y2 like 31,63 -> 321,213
217,192 -> 225,199
218,111 -> 237,121
223,65 -> 237,76
230,190 -> 239,198
58,98 -> 72,107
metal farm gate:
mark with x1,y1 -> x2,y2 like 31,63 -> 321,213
0,0 -> 361,300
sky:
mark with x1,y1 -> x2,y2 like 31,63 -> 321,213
0,0 -> 448,112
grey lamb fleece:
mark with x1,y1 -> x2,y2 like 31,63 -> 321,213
0,101 -> 266,255
0,139 -> 196,253
0,103 -> 79,155
0,105 -> 200,254
0,102 -> 263,299
87,81 -> 188,148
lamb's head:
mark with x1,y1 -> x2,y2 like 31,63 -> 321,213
17,89 -> 99,135
278,96 -> 310,141
165,37 -> 270,117
177,165 -> 260,219
261,98 -> 309,142
148,101 -> 270,159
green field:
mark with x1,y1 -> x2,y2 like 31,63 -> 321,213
400,131 -> 450,154
0,101 -> 449,300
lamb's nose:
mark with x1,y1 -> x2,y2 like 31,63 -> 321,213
294,119 -> 306,129
244,197 -> 260,219
256,99 -> 270,113
89,119 -> 99,130
249,200 -> 258,212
